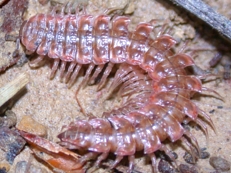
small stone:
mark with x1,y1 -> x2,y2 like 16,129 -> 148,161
209,156 -> 230,171
179,164 -> 198,173
156,151 -> 178,162
0,127 -> 26,164
182,123 -> 191,131
183,148 -> 209,164
0,110 -> 17,128
158,159 -> 175,173
200,151 -> 210,159
16,116 -> 47,137
209,109 -> 215,114
172,152 -> 178,160
183,152 -> 195,164
15,161 -> 48,173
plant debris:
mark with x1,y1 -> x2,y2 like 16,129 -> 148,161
0,0 -> 28,72
0,73 -> 29,108
0,127 -> 26,164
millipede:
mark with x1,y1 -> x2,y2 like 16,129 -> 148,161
18,3 -> 221,173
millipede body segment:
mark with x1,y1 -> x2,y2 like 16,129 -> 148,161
19,7 -> 216,172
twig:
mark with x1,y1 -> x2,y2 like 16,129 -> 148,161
0,73 -> 29,107
168,0 -> 231,42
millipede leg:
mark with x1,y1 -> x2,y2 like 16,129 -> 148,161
50,5 -> 58,15
109,155 -> 123,169
198,108 -> 217,134
128,155 -> 135,173
64,62 -> 77,83
107,66 -> 132,95
29,55 -> 44,68
117,71 -> 139,96
180,137 -> 199,163
148,153 -> 158,173
202,87 -> 224,100
75,86 -> 88,116
160,144 -> 178,169
50,59 -> 60,79
88,65 -> 104,85
68,64 -> 82,88
97,63 -> 114,91
183,130 -> 200,156
79,152 -> 98,165
195,118 -> 209,142
59,61 -> 67,82
95,152 -> 109,166
60,2 -> 70,15
156,23 -> 168,38
80,63 -> 95,89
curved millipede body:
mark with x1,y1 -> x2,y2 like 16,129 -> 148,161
19,6 -> 216,173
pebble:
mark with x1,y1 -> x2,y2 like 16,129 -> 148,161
179,164 -> 198,173
156,151 -> 178,162
0,110 -> 17,128
200,150 -> 210,159
183,152 -> 196,164
209,156 -> 230,171
16,116 -> 47,137
209,109 -> 215,114
0,127 -> 26,164
183,148 -> 210,164
158,159 -> 175,173
15,161 -> 48,173
182,123 -> 191,131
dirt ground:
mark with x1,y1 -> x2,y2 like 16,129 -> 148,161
0,0 -> 231,172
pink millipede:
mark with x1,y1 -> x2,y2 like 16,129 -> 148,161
19,5 -> 219,173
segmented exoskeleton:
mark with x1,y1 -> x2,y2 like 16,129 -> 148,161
19,5 -> 217,172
